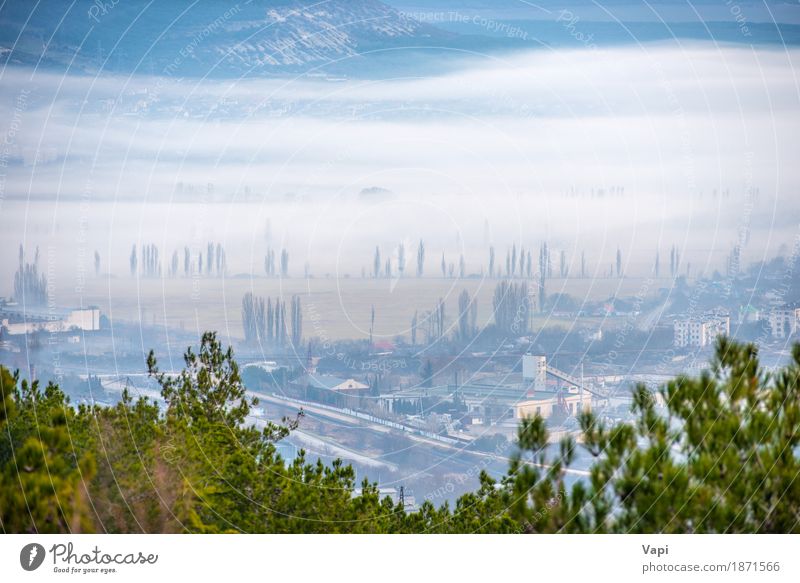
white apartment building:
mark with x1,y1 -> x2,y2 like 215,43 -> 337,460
769,305 -> 800,339
674,313 -> 730,348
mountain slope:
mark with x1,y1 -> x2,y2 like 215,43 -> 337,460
0,0 -> 453,77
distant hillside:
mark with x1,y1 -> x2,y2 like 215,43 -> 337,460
384,0 -> 800,24
0,0 -> 455,77
4,0 -> 796,80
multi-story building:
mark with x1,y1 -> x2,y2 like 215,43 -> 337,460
0,307 -> 101,336
674,313 -> 730,348
515,389 -> 591,420
769,305 -> 800,339
522,354 -> 547,390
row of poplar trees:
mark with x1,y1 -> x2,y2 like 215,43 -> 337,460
241,292 -> 302,347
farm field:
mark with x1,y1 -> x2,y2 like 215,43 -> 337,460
53,275 -> 671,341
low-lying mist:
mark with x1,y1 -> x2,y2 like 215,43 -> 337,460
2,43 -> 798,298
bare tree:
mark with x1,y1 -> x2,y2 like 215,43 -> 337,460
670,245 -> 680,278
511,244 -> 517,277
265,248 -> 276,276
13,245 -> 47,305
538,243 -> 548,310
397,243 -> 406,277
457,289 -> 477,342
267,298 -> 274,341
416,239 -> 425,277
369,305 -> 375,353
242,292 -> 266,343
492,280 -> 531,336
280,249 -> 289,277
290,295 -> 303,348
130,245 -> 137,276
581,251 -> 586,279
435,298 -> 445,340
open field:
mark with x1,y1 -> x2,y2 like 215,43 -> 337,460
52,275 -> 672,341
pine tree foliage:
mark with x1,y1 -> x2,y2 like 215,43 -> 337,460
2,337 -> 799,533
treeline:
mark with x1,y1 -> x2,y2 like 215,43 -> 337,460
418,298 -> 446,343
1,335 -> 798,533
129,242 -> 228,278
264,247 -> 289,277
32,239 -> 695,283
362,238 -> 696,282
492,281 -> 532,336
241,292 -> 302,347
456,289 -> 478,342
406,288 -> 478,346
406,281 -> 530,347
13,245 -> 47,305
366,240 -> 422,279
